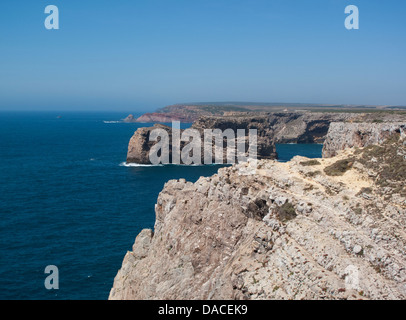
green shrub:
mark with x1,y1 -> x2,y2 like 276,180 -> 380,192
300,159 -> 321,166
358,133 -> 406,188
324,159 -> 354,176
353,207 -> 362,215
306,170 -> 321,178
277,202 -> 297,222
357,187 -> 372,196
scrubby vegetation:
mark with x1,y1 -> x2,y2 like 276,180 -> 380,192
357,187 -> 373,196
305,170 -> 321,178
356,133 -> 406,195
324,159 -> 354,176
300,159 -> 321,166
277,202 -> 297,222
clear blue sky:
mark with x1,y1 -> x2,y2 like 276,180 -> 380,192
0,0 -> 405,111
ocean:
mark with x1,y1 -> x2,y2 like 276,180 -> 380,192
0,112 -> 322,300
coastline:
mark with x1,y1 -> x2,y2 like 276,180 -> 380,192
110,117 -> 406,300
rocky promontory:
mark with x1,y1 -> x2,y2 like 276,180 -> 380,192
126,124 -> 170,164
110,127 -> 406,300
130,103 -> 406,123
135,112 -> 197,123
125,112 -> 406,165
126,123 -> 277,164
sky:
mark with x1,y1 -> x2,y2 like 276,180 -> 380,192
0,0 -> 405,112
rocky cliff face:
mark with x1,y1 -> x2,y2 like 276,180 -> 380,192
126,124 -> 170,164
322,122 -> 406,158
126,112 -> 406,165
135,112 -> 198,123
110,132 -> 406,300
126,123 -> 277,165
192,112 -> 406,144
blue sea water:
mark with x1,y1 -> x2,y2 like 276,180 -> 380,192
275,143 -> 323,162
0,112 -> 322,300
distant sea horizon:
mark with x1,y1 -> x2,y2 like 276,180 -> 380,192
0,111 -> 322,299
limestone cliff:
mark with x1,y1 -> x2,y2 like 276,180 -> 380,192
127,112 -> 406,165
193,112 -> 406,144
110,132 -> 406,300
126,124 -> 171,164
126,124 -> 277,164
322,122 -> 406,158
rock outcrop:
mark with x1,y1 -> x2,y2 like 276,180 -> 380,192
126,124 -> 169,164
126,112 -> 406,165
322,122 -> 406,158
126,124 -> 277,165
193,112 -> 406,144
110,132 -> 406,300
123,114 -> 136,123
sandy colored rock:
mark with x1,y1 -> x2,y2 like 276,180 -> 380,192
110,132 -> 406,300
322,122 -> 406,158
126,124 -> 277,164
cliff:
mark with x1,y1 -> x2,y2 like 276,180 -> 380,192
110,131 -> 406,300
135,112 -> 197,123
193,112 -> 406,144
322,122 -> 406,158
126,124 -> 172,164
132,103 -> 406,123
134,104 -> 239,123
126,123 -> 277,165
126,112 -> 406,165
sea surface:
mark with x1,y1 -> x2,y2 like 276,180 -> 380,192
0,112 -> 322,300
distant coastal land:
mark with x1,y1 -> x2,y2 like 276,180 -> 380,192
125,102 -> 406,124
124,103 -> 406,165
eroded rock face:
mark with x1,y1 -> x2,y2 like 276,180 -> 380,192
322,122 -> 406,158
192,113 -> 332,144
126,124 -> 277,164
192,112 -> 406,144
110,135 -> 406,300
126,124 -> 171,164
127,113 -> 406,164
